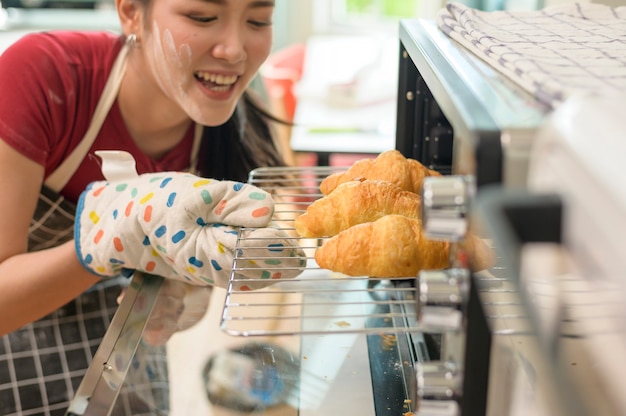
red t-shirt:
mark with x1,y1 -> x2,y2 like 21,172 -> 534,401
0,31 -> 195,203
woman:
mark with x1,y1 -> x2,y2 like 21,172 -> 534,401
0,0 -> 288,414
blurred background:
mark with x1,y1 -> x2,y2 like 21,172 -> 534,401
1,0 -> 609,61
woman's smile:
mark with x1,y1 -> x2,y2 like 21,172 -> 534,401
194,71 -> 240,97
194,71 -> 239,88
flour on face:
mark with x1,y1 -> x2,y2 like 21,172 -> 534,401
147,21 -> 206,123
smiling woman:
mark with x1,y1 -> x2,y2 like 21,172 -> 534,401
0,0 -> 291,414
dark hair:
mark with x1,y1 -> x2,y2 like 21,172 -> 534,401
196,90 -> 288,182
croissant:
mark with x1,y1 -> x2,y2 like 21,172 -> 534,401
315,215 -> 494,277
314,215 -> 447,277
319,150 -> 441,195
294,179 -> 422,238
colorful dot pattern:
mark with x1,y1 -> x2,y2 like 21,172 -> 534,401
76,172 -> 305,289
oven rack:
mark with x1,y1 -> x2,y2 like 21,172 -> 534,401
219,166 -> 514,337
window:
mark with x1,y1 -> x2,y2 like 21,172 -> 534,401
308,0 -> 444,35
342,0 -> 424,21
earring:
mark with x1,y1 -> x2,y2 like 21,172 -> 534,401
126,33 -> 137,47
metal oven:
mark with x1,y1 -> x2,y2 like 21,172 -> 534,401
391,15 -> 626,416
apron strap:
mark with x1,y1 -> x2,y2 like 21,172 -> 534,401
44,43 -> 130,193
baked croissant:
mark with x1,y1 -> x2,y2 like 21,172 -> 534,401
315,215 -> 495,277
319,149 -> 441,195
294,179 -> 421,238
315,215 -> 449,277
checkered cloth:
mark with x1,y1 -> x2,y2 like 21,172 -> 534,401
28,186 -> 77,252
437,2 -> 626,108
0,185 -> 169,416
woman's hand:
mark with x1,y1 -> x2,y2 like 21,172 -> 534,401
75,171 -> 306,289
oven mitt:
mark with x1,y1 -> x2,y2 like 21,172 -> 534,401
74,171 -> 305,289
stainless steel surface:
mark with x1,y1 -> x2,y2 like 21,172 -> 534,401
415,400 -> 460,416
66,273 -> 164,416
417,269 -> 468,326
416,361 -> 461,400
422,175 -> 475,241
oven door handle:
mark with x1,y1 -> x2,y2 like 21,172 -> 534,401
475,186 -> 563,277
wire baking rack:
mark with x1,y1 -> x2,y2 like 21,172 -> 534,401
219,166 -> 509,337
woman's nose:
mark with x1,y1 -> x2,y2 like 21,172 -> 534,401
212,28 -> 247,63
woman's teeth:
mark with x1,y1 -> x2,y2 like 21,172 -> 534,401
195,71 -> 238,90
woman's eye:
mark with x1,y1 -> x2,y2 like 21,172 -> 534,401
188,15 -> 217,23
249,20 -> 272,28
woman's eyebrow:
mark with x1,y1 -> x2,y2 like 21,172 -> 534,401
250,1 -> 275,6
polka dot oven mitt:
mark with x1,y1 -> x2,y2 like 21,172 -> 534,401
75,171 -> 305,289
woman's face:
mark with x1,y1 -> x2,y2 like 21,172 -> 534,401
138,0 -> 274,126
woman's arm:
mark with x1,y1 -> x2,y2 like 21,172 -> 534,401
0,140 -> 98,336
